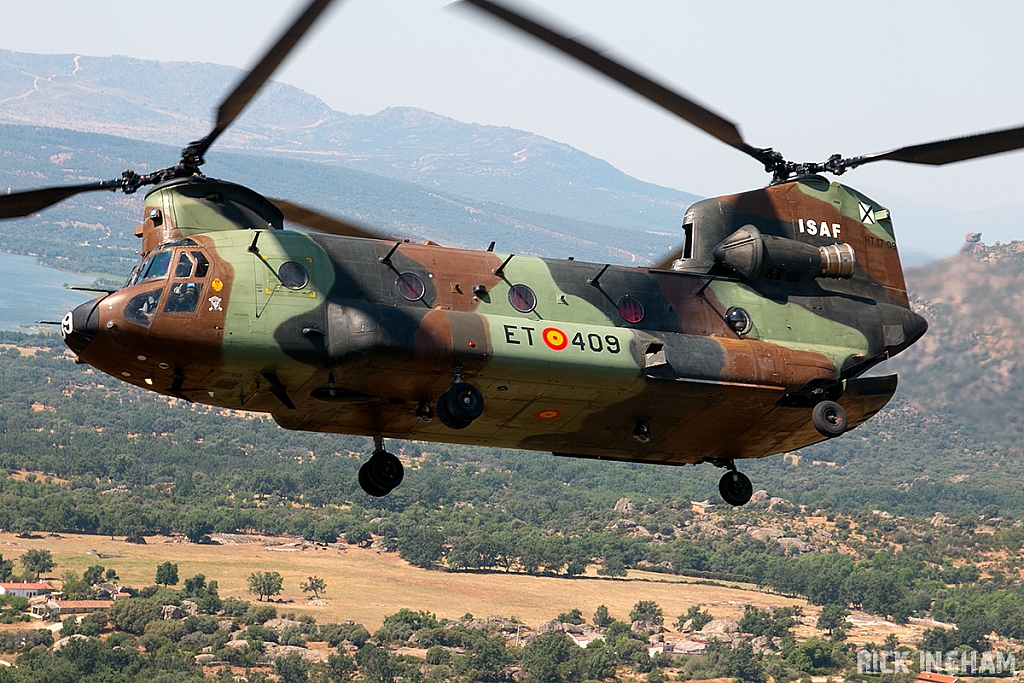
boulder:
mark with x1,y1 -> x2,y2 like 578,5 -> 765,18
194,653 -> 215,665
162,604 -> 183,620
180,600 -> 199,616
264,618 -> 304,631
673,640 -> 706,656
700,618 -> 740,634
536,620 -> 562,634
264,643 -> 330,663
218,619 -> 236,632
750,490 -> 769,504
613,498 -> 634,513
631,620 -> 663,636
52,634 -> 89,651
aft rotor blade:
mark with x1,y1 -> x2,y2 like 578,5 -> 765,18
0,180 -> 121,219
272,199 -> 393,240
847,123 -> 1024,168
459,0 -> 759,157
186,0 -> 340,163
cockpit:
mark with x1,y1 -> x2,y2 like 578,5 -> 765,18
123,239 -> 213,328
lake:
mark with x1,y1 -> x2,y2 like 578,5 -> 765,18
0,252 -> 98,333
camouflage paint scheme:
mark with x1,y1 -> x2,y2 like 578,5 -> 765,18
66,173 -> 926,467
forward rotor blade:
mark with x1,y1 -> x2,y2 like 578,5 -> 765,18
186,0 -> 340,163
272,199 -> 392,240
459,0 -> 754,156
0,180 -> 121,219
848,123 -> 1024,168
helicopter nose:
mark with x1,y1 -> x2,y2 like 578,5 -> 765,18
61,298 -> 101,355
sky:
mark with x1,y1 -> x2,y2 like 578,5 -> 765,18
3,1 -> 1023,240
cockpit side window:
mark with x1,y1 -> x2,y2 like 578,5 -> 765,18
174,252 -> 195,278
164,282 -> 203,313
192,252 -> 210,279
124,289 -> 163,327
140,250 -> 172,281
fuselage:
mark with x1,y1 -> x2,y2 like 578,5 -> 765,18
62,175 -> 927,466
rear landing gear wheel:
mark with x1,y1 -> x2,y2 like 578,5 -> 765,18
812,400 -> 847,438
437,380 -> 484,429
358,449 -> 404,497
719,470 -> 753,507
436,396 -> 472,430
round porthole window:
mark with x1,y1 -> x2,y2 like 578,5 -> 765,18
726,307 -> 752,335
396,272 -> 426,301
617,295 -> 645,324
508,284 -> 537,313
278,261 -> 309,290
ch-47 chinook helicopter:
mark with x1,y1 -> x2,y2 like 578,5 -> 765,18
3,0 -> 1024,506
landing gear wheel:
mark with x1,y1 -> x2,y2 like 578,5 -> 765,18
812,400 -> 847,438
358,451 -> 404,497
719,470 -> 753,507
358,461 -> 390,497
444,382 -> 484,422
436,395 -> 472,430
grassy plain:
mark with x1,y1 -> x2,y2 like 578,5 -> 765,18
0,532 -> 811,631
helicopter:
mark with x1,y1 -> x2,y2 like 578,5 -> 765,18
2,0 -> 1023,506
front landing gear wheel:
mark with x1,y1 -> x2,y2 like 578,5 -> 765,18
358,450 -> 404,497
812,400 -> 847,438
719,470 -> 753,507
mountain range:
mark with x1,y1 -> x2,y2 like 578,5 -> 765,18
0,50 -> 697,238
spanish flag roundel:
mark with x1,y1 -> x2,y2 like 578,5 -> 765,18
542,327 -> 568,350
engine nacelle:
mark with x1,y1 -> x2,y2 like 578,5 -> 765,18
713,225 -> 856,282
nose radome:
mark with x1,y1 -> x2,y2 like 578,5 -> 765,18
62,299 -> 100,355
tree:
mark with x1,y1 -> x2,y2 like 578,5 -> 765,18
593,605 -> 612,628
629,600 -> 664,627
678,604 -> 713,631
179,509 -> 215,544
356,644 -> 395,683
0,555 -> 13,582
556,608 -> 584,625
82,565 -> 105,586
397,525 -> 444,568
247,570 -> 284,602
522,631 -> 578,683
104,568 -> 119,582
109,598 -> 162,635
301,575 -> 327,599
155,561 -> 179,586
183,574 -> 207,596
597,552 -> 626,577
816,604 -> 849,635
20,549 -> 54,580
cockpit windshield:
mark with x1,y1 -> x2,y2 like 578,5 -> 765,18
139,250 -> 172,282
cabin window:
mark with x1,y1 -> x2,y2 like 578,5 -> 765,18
726,307 -> 752,335
139,250 -> 172,281
508,284 -> 537,313
617,295 -> 645,324
278,261 -> 309,290
124,289 -> 164,327
396,272 -> 425,301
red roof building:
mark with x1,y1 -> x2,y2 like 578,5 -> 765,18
918,672 -> 958,683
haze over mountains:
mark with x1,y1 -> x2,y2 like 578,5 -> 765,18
0,50 -> 697,241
